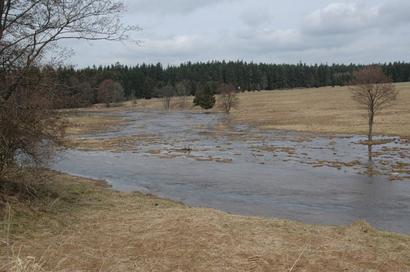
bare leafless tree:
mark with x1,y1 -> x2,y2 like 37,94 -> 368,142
0,69 -> 65,176
0,0 -> 134,72
350,66 -> 398,143
156,85 -> 175,111
54,76 -> 96,108
0,0 -> 135,177
217,83 -> 239,114
97,79 -> 125,107
175,81 -> 190,109
163,96 -> 172,111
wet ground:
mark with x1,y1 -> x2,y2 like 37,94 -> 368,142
53,111 -> 410,233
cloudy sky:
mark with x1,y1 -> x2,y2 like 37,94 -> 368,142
66,0 -> 410,67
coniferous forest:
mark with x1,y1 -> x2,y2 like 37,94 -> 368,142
54,61 -> 410,108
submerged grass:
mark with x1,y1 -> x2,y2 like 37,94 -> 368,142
0,171 -> 410,271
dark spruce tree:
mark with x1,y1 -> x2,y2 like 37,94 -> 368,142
193,84 -> 216,109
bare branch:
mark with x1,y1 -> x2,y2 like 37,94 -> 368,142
350,66 -> 399,142
0,0 -> 135,177
217,83 -> 239,114
0,0 -> 138,73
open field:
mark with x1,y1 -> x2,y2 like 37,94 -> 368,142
232,83 -> 410,138
1,171 -> 410,271
95,82 -> 410,138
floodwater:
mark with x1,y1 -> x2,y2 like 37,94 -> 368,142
53,111 -> 410,234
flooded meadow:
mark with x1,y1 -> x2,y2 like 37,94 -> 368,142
54,110 -> 410,233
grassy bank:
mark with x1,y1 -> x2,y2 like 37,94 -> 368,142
1,171 -> 410,271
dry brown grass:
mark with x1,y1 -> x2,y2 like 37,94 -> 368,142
120,97 -> 196,111
231,83 -> 410,137
1,171 -> 410,271
122,83 -> 410,138
68,134 -> 159,151
63,111 -> 128,136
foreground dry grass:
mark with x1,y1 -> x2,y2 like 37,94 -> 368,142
1,172 -> 410,271
111,82 -> 410,138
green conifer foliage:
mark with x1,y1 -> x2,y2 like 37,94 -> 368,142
193,84 -> 216,109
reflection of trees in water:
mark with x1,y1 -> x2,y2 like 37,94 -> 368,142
367,145 -> 375,177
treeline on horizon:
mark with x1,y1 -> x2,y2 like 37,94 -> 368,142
55,61 -> 410,108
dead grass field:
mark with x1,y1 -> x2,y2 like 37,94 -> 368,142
118,82 -> 410,138
231,83 -> 410,138
67,134 -> 159,151
1,171 -> 410,272
63,111 -> 128,136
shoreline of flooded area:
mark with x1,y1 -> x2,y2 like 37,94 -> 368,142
54,110 -> 410,233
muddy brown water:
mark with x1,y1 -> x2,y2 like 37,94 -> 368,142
53,111 -> 410,234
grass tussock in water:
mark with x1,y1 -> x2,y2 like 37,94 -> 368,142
0,170 -> 410,271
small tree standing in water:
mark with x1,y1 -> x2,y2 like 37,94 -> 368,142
350,66 -> 398,144
217,83 -> 239,114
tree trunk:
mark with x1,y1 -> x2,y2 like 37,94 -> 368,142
367,110 -> 375,162
368,111 -> 374,143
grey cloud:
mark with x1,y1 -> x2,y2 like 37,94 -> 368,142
232,27 -> 359,57
303,1 -> 410,36
234,28 -> 302,52
303,2 -> 377,35
137,34 -> 211,56
378,0 -> 410,26
240,7 -> 273,27
63,0 -> 410,67
126,0 -> 233,15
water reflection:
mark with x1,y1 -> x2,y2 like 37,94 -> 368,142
367,145 -> 374,177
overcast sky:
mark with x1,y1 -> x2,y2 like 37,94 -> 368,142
65,0 -> 410,67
